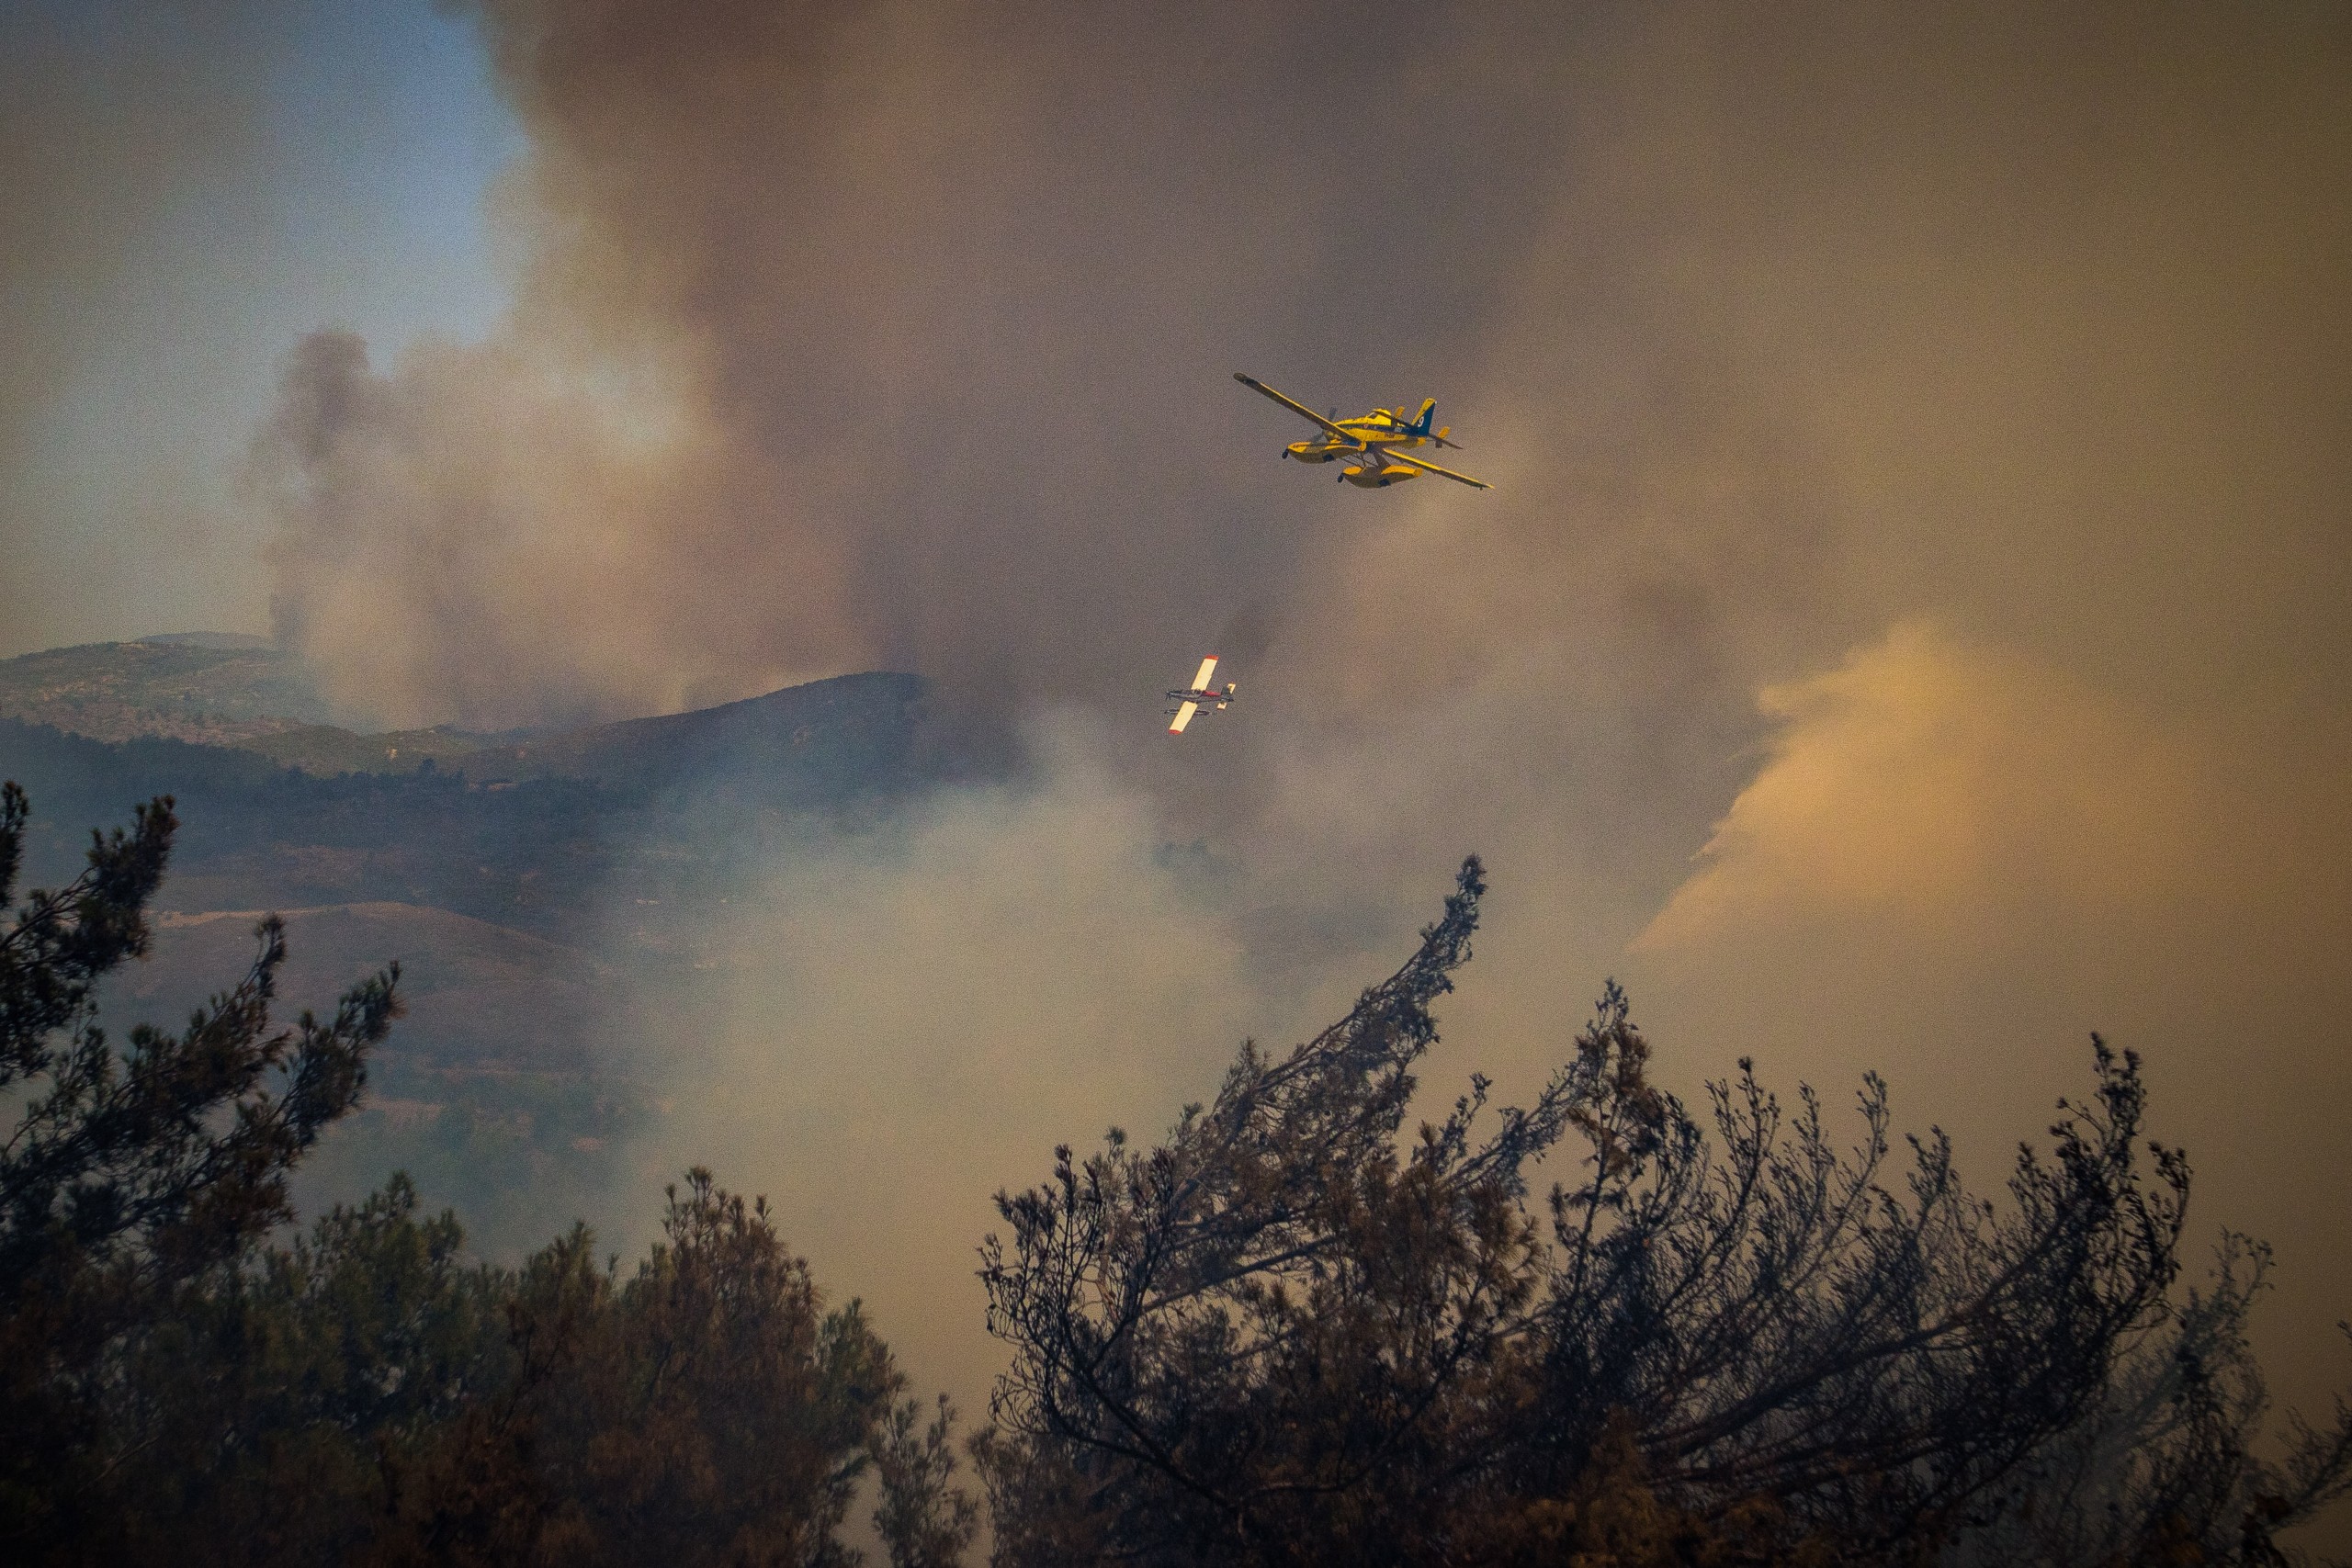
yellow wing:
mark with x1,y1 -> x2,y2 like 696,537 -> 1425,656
1168,701 -> 1199,735
1234,374 -> 1353,439
1380,446 -> 1492,490
1192,655 -> 1219,691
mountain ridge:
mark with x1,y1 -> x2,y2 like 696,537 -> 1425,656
0,637 -> 928,792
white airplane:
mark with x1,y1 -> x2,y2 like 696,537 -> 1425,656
1165,656 -> 1237,735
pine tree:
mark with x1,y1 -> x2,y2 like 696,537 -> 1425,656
979,857 -> 2352,1566
0,783 -> 398,1558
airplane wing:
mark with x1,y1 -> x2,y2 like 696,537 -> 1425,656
1234,374 -> 1354,440
1168,701 -> 1199,735
1380,446 -> 1493,490
1192,655 -> 1218,691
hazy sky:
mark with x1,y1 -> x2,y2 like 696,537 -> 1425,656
7,0 -> 2350,1535
0,0 -> 516,654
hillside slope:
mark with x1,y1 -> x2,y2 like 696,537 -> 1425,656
0,642 -> 944,1248
116,901 -> 612,1075
464,671 -> 928,796
1,655 -> 934,1236
0,638 -> 929,796
0,667 -> 931,947
0,637 -> 333,744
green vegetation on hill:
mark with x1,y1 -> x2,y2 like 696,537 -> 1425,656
0,637 -> 520,778
0,637 -> 334,744
234,721 -> 515,777
0,716 -> 631,938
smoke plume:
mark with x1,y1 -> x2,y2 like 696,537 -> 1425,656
237,0 -> 2352,1523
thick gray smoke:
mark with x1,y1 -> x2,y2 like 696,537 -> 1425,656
236,0 -> 2352,1534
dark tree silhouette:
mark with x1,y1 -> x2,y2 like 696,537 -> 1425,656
1952,1231 -> 2352,1567
875,1393 -> 985,1568
14,785 -> 2339,1566
979,857 -> 2352,1567
0,783 -> 398,1555
368,1168 -> 977,1568
980,855 -> 1557,1564
113,1173 -> 514,1566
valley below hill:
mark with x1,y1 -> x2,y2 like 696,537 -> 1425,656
0,637 -> 938,1252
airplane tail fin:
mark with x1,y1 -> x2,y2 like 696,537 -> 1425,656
1410,399 -> 1437,435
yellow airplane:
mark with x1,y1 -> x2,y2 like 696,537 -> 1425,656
1234,372 -> 1492,490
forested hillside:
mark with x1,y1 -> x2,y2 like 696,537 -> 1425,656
0,637 -> 334,746
0,649 -> 935,1256
0,655 -> 928,941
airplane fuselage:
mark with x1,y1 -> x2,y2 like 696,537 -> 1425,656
1280,408 -> 1449,487
1165,678 -> 1237,734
